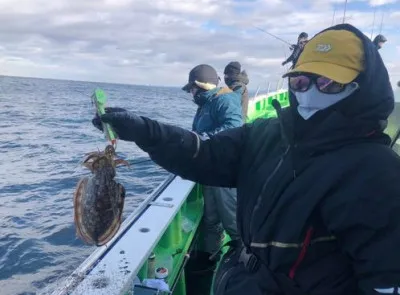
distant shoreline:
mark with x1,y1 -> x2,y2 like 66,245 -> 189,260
0,74 -> 261,95
0,74 -> 180,90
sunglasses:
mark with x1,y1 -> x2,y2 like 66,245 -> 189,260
289,74 -> 346,94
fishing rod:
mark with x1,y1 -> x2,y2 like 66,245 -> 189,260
252,25 -> 291,46
282,44 -> 289,73
371,6 -> 377,39
379,11 -> 384,34
342,0 -> 348,23
332,7 -> 336,25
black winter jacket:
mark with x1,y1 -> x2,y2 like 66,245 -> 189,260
122,24 -> 400,294
228,71 -> 249,122
282,44 -> 303,68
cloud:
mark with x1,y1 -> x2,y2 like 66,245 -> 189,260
369,0 -> 398,6
0,0 -> 399,91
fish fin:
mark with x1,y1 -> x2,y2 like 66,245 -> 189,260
82,153 -> 99,164
115,158 -> 130,168
119,183 -> 126,202
73,177 -> 95,245
82,162 -> 94,172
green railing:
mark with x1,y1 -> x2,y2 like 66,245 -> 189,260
134,185 -> 204,294
247,89 -> 290,122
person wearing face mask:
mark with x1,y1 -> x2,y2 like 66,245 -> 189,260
282,32 -> 308,69
180,65 -> 242,295
91,24 -> 400,295
223,61 -> 249,121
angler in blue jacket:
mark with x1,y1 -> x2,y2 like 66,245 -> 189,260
185,64 -> 243,138
92,24 -> 400,295
182,67 -> 243,293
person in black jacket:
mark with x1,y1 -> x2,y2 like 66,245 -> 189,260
282,32 -> 308,69
92,24 -> 400,295
223,61 -> 250,121
373,34 -> 387,50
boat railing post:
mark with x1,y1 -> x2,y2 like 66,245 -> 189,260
253,85 -> 261,100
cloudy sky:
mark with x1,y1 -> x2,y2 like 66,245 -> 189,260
0,0 -> 399,90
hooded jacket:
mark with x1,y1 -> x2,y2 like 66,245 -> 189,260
373,34 -> 387,50
100,24 -> 400,294
283,45 -> 302,67
283,33 -> 308,68
226,71 -> 250,121
191,87 -> 243,138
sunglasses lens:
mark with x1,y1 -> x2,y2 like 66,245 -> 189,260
289,76 -> 311,92
316,76 -> 345,94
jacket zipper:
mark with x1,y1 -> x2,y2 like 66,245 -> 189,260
248,145 -> 290,232
247,99 -> 293,242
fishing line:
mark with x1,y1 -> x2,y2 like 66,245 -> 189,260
342,0 -> 348,23
252,25 -> 291,46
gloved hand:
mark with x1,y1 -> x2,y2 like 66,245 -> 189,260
92,107 -> 147,142
92,107 -> 127,132
281,61 -> 286,66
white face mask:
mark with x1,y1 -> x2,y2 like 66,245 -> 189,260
294,82 -> 360,120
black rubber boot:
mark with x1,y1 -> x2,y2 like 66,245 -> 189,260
185,251 -> 217,295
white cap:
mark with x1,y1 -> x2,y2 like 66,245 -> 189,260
155,267 -> 168,279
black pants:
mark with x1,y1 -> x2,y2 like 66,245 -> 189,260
185,250 -> 217,295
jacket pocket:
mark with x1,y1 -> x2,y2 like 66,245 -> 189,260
213,248 -> 266,295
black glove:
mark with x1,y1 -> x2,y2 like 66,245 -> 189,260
96,110 -> 148,143
92,107 -> 127,132
96,109 -> 199,159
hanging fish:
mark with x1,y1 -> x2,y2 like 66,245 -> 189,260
73,145 -> 129,246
